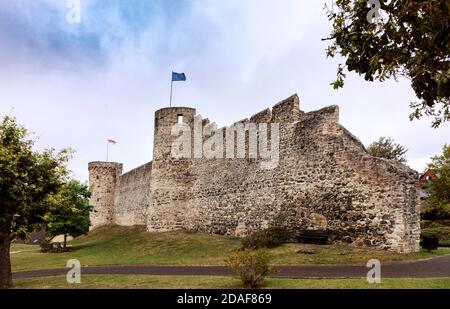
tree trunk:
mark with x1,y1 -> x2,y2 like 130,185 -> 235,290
63,233 -> 67,249
0,202 -> 13,289
0,226 -> 12,289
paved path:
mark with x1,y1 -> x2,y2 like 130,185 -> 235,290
10,249 -> 39,255
13,255 -> 450,279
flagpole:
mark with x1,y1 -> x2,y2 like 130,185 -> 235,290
169,79 -> 173,107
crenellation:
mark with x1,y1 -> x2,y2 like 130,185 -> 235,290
202,118 -> 210,127
271,94 -> 301,123
233,118 -> 249,126
250,108 -> 272,123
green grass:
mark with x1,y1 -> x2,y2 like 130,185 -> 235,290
13,275 -> 450,289
11,225 -> 241,271
11,225 -> 450,272
271,243 -> 450,265
10,244 -> 40,253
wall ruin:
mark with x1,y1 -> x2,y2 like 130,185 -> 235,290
88,94 -> 420,253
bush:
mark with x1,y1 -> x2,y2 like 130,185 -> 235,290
241,227 -> 292,249
225,249 -> 277,288
39,238 -> 53,253
422,204 -> 450,221
39,238 -> 70,253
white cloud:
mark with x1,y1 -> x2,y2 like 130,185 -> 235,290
0,0 -> 448,181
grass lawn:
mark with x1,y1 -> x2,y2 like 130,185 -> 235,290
11,225 -> 450,271
10,244 -> 40,253
13,275 -> 450,289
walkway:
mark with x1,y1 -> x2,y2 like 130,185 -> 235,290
13,254 -> 450,279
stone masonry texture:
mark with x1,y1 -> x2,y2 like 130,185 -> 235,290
88,94 -> 420,253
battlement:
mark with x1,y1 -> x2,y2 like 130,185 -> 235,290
88,161 -> 123,171
299,105 -> 339,123
155,107 -> 196,127
271,94 -> 301,123
250,108 -> 272,123
154,107 -> 197,161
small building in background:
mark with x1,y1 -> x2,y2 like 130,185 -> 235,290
418,169 -> 438,199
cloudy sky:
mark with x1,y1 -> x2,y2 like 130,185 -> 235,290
0,0 -> 448,181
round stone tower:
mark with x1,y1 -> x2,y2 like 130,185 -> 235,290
88,161 -> 123,228
153,107 -> 196,161
148,107 -> 197,232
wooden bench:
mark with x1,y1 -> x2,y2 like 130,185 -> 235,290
298,230 -> 330,245
421,235 -> 439,251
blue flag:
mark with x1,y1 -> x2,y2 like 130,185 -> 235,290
172,72 -> 186,82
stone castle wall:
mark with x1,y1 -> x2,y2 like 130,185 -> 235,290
114,162 -> 152,226
89,94 -> 420,253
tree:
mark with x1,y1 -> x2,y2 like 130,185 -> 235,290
44,181 -> 93,250
423,144 -> 450,219
367,136 -> 407,162
0,116 -> 70,289
324,0 -> 450,127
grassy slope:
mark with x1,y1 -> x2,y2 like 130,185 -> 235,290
13,275 -> 450,289
11,225 -> 450,271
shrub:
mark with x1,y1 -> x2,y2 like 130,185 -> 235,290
39,238 -> 70,253
241,227 -> 292,249
422,205 -> 450,221
225,249 -> 277,288
39,238 -> 53,253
